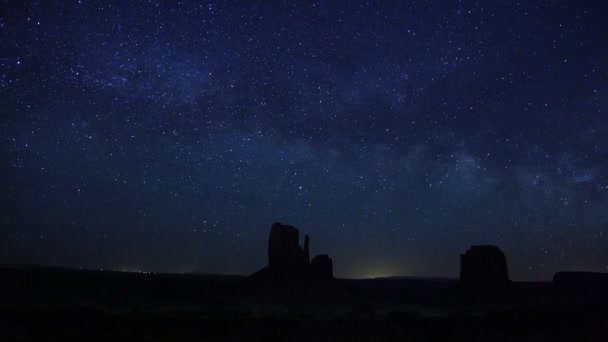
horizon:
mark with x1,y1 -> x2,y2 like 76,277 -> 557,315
1,245 -> 598,282
2,1 -> 607,281
0,261 -> 510,281
0,260 -> 590,282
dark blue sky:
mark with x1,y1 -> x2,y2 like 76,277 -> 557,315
2,1 -> 607,280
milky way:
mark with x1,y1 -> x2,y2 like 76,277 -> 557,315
2,1 -> 607,279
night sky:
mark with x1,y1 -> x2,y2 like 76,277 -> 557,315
2,1 -> 607,280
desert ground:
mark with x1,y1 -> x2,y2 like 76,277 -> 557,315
2,265 -> 607,341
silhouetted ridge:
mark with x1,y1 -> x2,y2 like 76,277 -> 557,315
249,222 -> 334,282
460,245 -> 509,286
553,271 -> 608,289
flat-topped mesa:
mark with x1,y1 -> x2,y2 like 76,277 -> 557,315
267,222 -> 309,271
311,254 -> 333,279
460,245 -> 509,286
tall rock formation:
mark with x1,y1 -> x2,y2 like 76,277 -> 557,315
268,222 -> 309,270
249,222 -> 334,282
303,235 -> 310,266
460,245 -> 509,285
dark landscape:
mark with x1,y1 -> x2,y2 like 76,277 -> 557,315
3,223 -> 608,341
3,1 -> 608,340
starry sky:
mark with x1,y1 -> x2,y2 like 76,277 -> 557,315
1,1 -> 607,280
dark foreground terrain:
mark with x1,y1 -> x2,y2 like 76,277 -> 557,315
2,265 -> 607,341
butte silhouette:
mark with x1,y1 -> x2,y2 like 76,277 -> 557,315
248,222 -> 334,283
